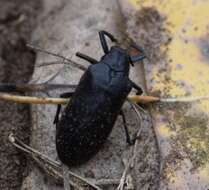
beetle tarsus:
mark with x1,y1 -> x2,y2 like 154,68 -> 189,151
129,80 -> 143,95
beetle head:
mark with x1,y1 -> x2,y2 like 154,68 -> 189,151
102,46 -> 130,73
102,45 -> 146,73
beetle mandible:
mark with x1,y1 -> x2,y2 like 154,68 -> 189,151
54,31 -> 146,167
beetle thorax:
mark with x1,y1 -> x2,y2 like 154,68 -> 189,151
102,46 -> 130,74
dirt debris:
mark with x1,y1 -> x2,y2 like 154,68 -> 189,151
0,1 -> 42,190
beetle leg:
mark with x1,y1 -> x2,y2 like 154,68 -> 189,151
130,54 -> 146,63
99,30 -> 118,54
53,92 -> 74,124
129,80 -> 143,95
76,52 -> 98,64
120,110 -> 135,145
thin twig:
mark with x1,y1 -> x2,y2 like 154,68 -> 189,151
9,135 -> 79,189
1,93 -> 209,105
36,61 -> 72,68
63,165 -> 71,190
128,101 -> 144,168
32,156 -> 81,189
0,93 -> 158,105
128,95 -> 160,104
91,179 -> 120,186
117,156 -> 133,190
117,101 -> 148,190
9,133 -> 61,167
41,53 -> 67,84
14,135 -> 61,167
42,66 -> 64,84
0,83 -> 77,93
8,133 -> 103,190
160,96 -> 209,102
27,44 -> 87,71
0,92 -> 69,104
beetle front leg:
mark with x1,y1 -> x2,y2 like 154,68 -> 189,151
120,110 -> 136,145
53,92 -> 75,124
130,54 -> 146,63
129,80 -> 143,95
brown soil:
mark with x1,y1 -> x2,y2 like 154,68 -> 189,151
0,1 -> 41,189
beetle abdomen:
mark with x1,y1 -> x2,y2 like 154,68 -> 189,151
56,63 -> 132,167
56,91 -> 119,166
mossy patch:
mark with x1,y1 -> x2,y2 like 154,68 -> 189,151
152,103 -> 209,180
172,112 -> 209,170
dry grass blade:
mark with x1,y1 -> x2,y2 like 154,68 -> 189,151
37,61 -> 72,67
9,133 -> 61,168
117,101 -> 145,190
8,133 -> 104,190
0,92 -> 69,104
160,96 -> 209,102
1,93 -> 209,105
27,44 -> 87,71
0,83 -> 76,92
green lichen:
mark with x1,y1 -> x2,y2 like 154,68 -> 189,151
173,113 -> 209,169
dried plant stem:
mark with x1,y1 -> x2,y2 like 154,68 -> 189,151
1,92 -> 209,105
117,157 -> 133,190
0,92 -> 69,104
0,93 -> 154,105
129,95 -> 160,103
63,165 -> 71,190
27,44 -> 87,71
117,101 -> 145,190
8,133 -> 108,190
9,134 -> 61,167
0,83 -> 77,93
160,96 -> 209,102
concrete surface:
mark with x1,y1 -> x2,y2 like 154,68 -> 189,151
21,0 -> 160,190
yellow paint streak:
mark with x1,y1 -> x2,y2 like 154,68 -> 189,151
130,0 -> 209,37
167,173 -> 182,186
129,0 -> 209,111
189,138 -> 207,152
127,0 -> 209,188
199,165 -> 209,180
157,124 -> 174,138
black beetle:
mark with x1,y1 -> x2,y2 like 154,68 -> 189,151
54,31 -> 146,167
